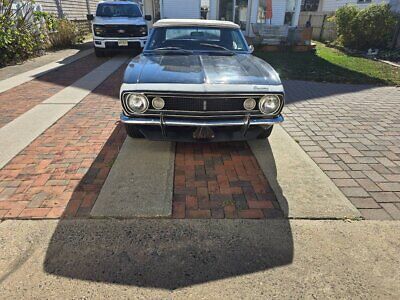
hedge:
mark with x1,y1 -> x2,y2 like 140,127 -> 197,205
331,4 -> 398,50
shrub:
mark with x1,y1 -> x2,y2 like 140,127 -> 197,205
0,0 -> 84,66
332,4 -> 398,50
0,0 -> 46,66
41,13 -> 84,49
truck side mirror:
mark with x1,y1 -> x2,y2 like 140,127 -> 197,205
145,15 -> 152,21
87,14 -> 94,21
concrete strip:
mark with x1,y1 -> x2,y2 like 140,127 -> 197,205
0,56 -> 127,169
0,219 -> 399,298
90,139 -> 175,218
0,49 -> 93,94
248,125 -> 361,219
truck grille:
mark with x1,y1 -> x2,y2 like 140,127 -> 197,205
95,25 -> 147,38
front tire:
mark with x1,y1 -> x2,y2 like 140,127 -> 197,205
257,126 -> 273,139
125,124 -> 144,139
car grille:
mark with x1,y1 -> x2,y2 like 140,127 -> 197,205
96,25 -> 146,37
146,93 -> 265,114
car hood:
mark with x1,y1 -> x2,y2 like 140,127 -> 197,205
93,16 -> 146,26
123,54 -> 281,85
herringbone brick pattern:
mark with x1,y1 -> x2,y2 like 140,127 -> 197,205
283,80 -> 400,220
172,142 -> 282,219
0,53 -> 106,128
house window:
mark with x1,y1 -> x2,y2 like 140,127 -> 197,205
301,0 -> 319,11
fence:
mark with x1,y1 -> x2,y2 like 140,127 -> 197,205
299,11 -> 337,42
34,0 -> 100,32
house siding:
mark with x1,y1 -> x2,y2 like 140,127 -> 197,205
270,0 -> 287,25
161,0 -> 201,18
35,0 -> 99,20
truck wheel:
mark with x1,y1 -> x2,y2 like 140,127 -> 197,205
125,124 -> 144,139
95,48 -> 105,57
257,126 -> 273,139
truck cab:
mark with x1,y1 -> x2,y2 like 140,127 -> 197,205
87,1 -> 152,57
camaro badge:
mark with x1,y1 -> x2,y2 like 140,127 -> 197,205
203,100 -> 207,111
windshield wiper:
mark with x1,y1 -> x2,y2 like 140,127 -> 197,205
151,47 -> 193,54
200,43 -> 235,55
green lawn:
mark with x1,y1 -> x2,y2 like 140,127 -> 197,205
255,42 -> 400,86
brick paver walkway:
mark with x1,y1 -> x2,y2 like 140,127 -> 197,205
0,64 -> 125,219
172,142 -> 282,219
283,80 -> 400,220
0,53 -> 106,128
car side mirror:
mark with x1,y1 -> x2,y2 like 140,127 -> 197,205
87,14 -> 94,21
145,15 -> 152,21
249,44 -> 254,53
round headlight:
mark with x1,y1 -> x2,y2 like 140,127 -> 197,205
243,98 -> 256,111
126,94 -> 149,114
152,97 -> 165,110
259,95 -> 281,115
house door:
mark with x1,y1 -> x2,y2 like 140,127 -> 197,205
218,0 -> 250,34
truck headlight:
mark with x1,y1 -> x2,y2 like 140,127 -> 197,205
139,25 -> 148,36
93,25 -> 105,36
259,95 -> 281,115
125,94 -> 149,114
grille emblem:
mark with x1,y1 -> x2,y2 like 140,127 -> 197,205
203,100 -> 207,111
117,29 -> 125,33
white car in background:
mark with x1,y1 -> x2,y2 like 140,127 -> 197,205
87,0 -> 152,57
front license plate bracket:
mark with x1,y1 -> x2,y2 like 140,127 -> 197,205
118,40 -> 129,46
193,127 -> 215,140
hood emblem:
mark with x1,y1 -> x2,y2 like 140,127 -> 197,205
253,85 -> 270,90
203,100 -> 207,111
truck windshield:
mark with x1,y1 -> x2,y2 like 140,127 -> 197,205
145,27 -> 248,53
96,3 -> 142,18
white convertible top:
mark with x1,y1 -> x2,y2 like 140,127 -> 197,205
153,19 -> 240,29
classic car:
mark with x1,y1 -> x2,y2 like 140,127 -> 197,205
119,19 -> 284,142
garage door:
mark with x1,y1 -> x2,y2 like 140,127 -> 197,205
161,0 -> 201,19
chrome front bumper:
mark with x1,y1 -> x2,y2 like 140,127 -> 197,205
120,114 -> 284,127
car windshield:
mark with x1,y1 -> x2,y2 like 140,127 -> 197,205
145,26 -> 248,54
96,3 -> 142,18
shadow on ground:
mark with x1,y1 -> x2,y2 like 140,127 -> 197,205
44,127 -> 293,290
44,218 -> 293,290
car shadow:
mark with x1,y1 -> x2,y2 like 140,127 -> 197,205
43,218 -> 293,290
43,134 -> 294,290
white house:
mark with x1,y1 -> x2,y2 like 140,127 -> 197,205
156,0 -> 303,36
